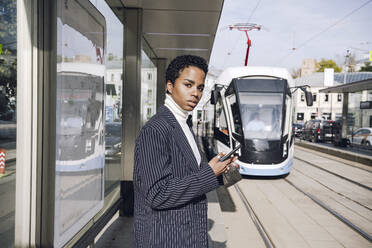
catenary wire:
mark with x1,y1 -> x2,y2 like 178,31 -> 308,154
275,0 -> 372,65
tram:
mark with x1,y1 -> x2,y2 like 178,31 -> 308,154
201,67 -> 313,176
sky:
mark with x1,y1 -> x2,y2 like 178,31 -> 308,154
209,0 -> 372,72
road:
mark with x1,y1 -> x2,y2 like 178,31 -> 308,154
0,160 -> 16,248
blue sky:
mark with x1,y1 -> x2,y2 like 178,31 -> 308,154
209,0 -> 372,71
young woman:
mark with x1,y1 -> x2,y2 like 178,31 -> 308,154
133,55 -> 236,248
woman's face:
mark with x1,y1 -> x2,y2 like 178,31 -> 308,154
166,66 -> 205,111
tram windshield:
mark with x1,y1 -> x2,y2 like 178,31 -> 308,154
239,92 -> 283,141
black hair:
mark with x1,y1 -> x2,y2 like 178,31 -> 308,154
165,55 -> 208,93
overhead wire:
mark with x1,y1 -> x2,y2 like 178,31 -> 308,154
222,0 -> 263,69
275,0 -> 372,65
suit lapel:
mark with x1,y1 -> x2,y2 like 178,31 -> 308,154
159,106 -> 200,171
189,128 -> 207,168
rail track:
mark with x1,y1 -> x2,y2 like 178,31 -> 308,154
284,178 -> 372,243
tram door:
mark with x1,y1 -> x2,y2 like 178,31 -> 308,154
213,92 -> 232,154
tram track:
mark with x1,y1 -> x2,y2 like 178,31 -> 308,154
292,167 -> 372,212
284,178 -> 372,243
295,145 -> 372,174
294,156 -> 372,191
233,184 -> 276,248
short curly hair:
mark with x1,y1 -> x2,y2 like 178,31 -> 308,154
165,55 -> 208,93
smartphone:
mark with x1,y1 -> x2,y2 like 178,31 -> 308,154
218,144 -> 241,162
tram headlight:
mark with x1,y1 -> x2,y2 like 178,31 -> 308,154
283,142 -> 287,157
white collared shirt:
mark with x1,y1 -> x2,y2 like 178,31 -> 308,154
164,94 -> 201,166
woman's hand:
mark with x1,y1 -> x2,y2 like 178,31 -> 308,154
208,152 -> 238,176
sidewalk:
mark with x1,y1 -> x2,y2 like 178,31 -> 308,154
94,190 -> 228,247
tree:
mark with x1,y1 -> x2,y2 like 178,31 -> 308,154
291,68 -> 301,79
0,0 -> 17,120
359,62 -> 372,72
316,59 -> 342,72
346,52 -> 357,72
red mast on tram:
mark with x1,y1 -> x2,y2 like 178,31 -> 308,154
228,23 -> 261,66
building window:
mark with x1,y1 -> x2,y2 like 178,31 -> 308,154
147,107 -> 152,118
111,73 -> 114,82
324,94 -> 328,102
312,94 -> 317,102
322,112 -> 331,120
147,89 -> 153,101
300,93 -> 304,102
297,113 -> 304,121
311,113 -> 317,119
337,94 -> 342,102
147,73 -> 152,80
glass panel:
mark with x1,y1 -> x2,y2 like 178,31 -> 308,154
239,92 -> 283,140
55,1 -> 105,246
0,1 -> 17,247
140,50 -> 157,126
226,93 -> 242,135
90,0 -> 124,193
202,100 -> 214,137
216,98 -> 229,135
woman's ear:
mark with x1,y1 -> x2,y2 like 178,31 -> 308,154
166,81 -> 173,95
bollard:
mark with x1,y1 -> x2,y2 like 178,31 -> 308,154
0,149 -> 5,174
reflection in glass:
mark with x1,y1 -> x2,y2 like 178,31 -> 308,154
94,0 -> 124,193
140,51 -> 157,126
55,0 -> 105,246
0,1 -> 17,247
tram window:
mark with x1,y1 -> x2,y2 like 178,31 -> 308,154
226,93 -> 242,135
300,93 -> 305,102
337,94 -> 342,102
214,98 -> 229,145
216,100 -> 229,135
312,94 -> 317,102
239,92 -> 283,140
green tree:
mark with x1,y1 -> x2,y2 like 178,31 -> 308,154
359,62 -> 372,72
0,0 -> 17,51
291,67 -> 301,79
0,0 -> 17,119
316,59 -> 342,72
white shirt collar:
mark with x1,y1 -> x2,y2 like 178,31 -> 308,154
164,94 -> 189,121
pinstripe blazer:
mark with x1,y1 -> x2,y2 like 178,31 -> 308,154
133,105 -> 219,248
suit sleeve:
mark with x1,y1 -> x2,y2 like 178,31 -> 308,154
134,127 -> 219,210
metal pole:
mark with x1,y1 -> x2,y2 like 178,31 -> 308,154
244,31 -> 251,66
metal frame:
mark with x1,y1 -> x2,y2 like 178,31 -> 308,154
39,0 -> 57,246
15,0 -> 45,246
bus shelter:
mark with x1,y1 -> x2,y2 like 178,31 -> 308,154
319,78 -> 372,145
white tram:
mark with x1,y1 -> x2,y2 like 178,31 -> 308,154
201,67 -> 312,176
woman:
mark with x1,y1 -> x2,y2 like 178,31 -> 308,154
133,55 -> 236,247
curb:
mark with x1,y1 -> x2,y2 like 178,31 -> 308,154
294,141 -> 372,166
0,170 -> 16,178
6,158 -> 16,163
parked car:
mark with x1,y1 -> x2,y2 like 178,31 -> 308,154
302,119 -> 339,143
105,122 -> 122,157
346,128 -> 372,148
292,123 -> 304,137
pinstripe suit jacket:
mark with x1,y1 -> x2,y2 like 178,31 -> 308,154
133,105 -> 219,248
